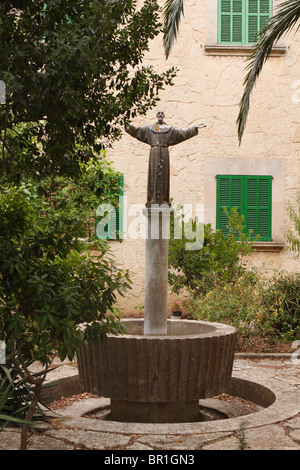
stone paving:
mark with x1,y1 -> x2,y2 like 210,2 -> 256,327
1,356 -> 300,451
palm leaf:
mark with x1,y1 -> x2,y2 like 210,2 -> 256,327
237,0 -> 300,143
163,0 -> 184,59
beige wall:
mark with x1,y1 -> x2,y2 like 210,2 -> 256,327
103,0 -> 300,315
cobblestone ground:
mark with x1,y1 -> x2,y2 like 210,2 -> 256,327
1,358 -> 300,451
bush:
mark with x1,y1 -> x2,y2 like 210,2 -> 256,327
168,207 -> 257,297
0,185 -> 131,364
0,350 -> 47,429
190,270 -> 300,345
286,194 -> 300,255
259,272 -> 300,342
190,273 -> 264,341
0,184 -> 131,448
169,206 -> 299,345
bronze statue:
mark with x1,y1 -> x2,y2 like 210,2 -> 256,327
125,111 -> 205,207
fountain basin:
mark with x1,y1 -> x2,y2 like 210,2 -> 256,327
77,319 -> 237,422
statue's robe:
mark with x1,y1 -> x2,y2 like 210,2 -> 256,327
126,123 -> 198,207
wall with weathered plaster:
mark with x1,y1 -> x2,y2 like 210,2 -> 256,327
100,0 -> 300,315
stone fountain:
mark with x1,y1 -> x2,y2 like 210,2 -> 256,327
77,111 -> 237,423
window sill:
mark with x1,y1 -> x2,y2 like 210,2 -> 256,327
204,44 -> 286,57
252,242 -> 285,253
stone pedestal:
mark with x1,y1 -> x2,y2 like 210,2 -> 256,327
77,319 -> 237,423
143,206 -> 173,336
77,204 -> 238,424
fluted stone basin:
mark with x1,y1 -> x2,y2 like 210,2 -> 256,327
77,319 -> 237,423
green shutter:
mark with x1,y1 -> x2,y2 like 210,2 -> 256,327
219,0 -> 244,44
246,177 -> 257,234
248,0 -> 271,42
217,177 -> 230,235
217,176 -> 243,236
248,0 -> 259,42
232,0 -> 243,42
245,176 -> 272,240
95,174 -> 123,240
260,0 -> 271,28
217,175 -> 272,241
95,205 -> 115,240
115,173 -> 123,238
219,0 -> 272,44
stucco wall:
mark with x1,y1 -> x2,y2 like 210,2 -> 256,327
100,0 -> 300,315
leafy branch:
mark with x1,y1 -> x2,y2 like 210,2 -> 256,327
237,0 -> 300,143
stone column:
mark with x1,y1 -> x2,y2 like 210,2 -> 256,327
143,205 -> 173,336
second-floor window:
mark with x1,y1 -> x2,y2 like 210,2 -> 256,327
218,0 -> 272,45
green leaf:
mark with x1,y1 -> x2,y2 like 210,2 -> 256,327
0,414 -> 35,425
237,0 -> 300,142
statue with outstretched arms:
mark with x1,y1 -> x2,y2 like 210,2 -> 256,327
125,111 -> 206,207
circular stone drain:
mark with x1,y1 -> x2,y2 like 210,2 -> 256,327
83,394 -> 263,423
80,377 -> 276,424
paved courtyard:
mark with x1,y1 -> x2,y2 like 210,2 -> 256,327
1,356 -> 300,451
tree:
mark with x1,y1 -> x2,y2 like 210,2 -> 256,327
0,0 -> 176,183
237,0 -> 300,143
162,1 -> 300,143
0,0 -> 176,449
0,184 -> 132,449
162,0 -> 184,59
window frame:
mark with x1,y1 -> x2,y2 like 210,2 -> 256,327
205,0 -> 286,56
217,0 -> 273,46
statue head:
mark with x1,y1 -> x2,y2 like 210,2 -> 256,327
156,110 -> 165,124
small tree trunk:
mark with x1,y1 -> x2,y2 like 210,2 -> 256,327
10,336 -> 47,451
20,382 -> 43,451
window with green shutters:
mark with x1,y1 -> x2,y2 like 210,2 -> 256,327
218,0 -> 272,44
216,175 -> 272,241
95,174 -> 124,240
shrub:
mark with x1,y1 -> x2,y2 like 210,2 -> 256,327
259,272 -> 300,342
190,270 -> 300,345
0,185 -> 131,448
168,207 -> 257,297
190,273 -> 264,342
286,194 -> 300,255
0,350 -> 47,429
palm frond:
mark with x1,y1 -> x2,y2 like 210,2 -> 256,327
237,0 -> 300,143
162,0 -> 184,59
